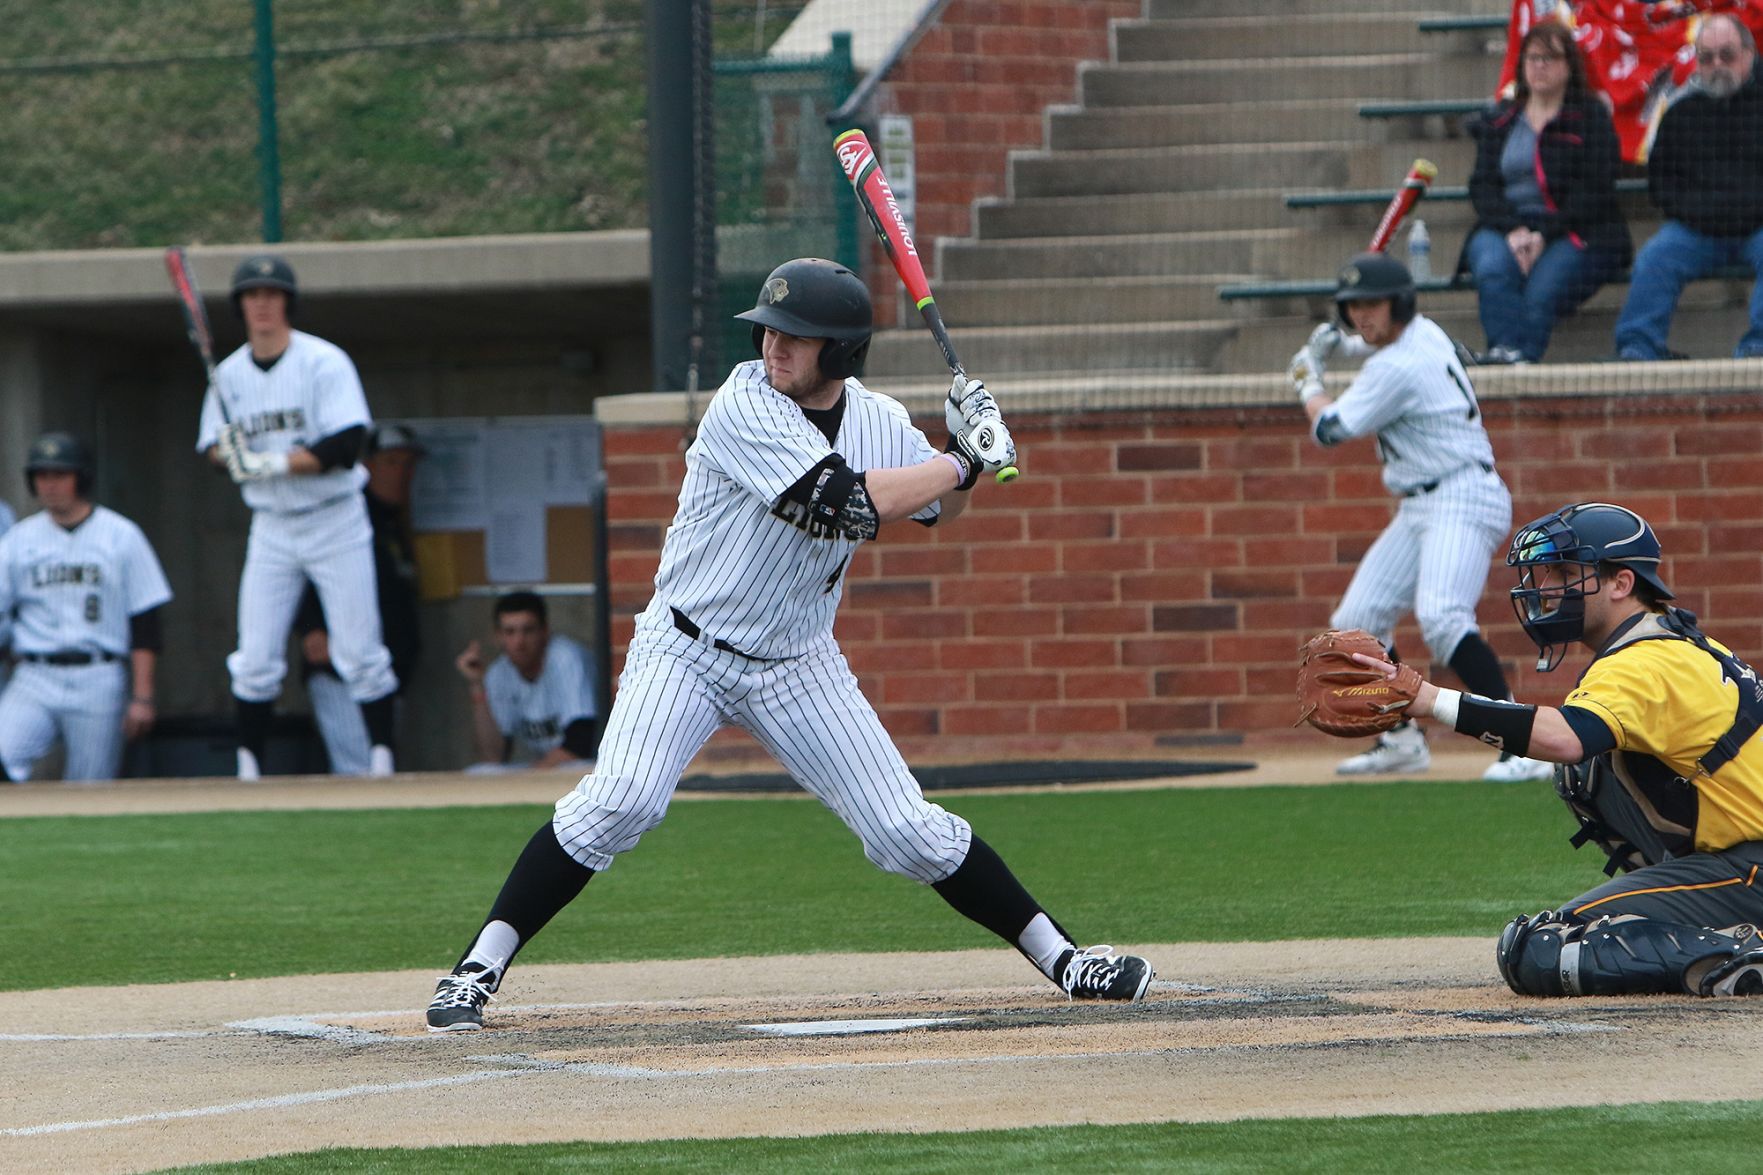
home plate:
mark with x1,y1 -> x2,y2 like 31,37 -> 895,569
743,1017 -> 969,1037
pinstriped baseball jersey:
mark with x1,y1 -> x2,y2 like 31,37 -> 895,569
1316,315 -> 1495,495
485,634 -> 597,761
654,361 -> 938,660
0,507 -> 172,655
195,330 -> 371,513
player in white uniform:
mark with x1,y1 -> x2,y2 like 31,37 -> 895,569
454,590 -> 598,770
1290,252 -> 1551,783
0,433 -> 172,782
426,258 -> 1152,1030
196,255 -> 400,780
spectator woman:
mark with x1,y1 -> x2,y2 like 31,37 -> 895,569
1460,21 -> 1631,363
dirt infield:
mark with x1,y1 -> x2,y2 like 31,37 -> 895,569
1,751 -> 1740,1173
2,938 -> 1753,1174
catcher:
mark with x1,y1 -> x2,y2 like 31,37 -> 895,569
1302,501 -> 1763,997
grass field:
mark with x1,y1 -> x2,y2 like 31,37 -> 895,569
2,782 -> 1599,991
9,777 -> 1734,1172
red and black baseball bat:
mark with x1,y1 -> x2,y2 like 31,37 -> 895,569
1366,158 -> 1437,253
164,245 -> 229,424
834,127 -> 1017,483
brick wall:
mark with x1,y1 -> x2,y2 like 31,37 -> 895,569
601,392 -> 1763,767
859,0 -> 1138,327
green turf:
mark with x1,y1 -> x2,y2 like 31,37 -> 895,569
156,1098 -> 1763,1172
2,781 -> 1599,991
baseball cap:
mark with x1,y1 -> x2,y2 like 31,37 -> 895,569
369,423 -> 426,455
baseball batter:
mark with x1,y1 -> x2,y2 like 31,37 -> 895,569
426,258 -> 1152,1030
196,254 -> 399,780
1291,252 -> 1550,783
1357,503 -> 1763,997
455,591 -> 598,770
0,433 -> 171,781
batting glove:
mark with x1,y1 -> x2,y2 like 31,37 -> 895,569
224,442 -> 292,484
945,373 -> 1000,435
1306,321 -> 1343,366
953,409 -> 1017,474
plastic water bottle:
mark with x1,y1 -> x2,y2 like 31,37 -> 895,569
1407,219 -> 1432,281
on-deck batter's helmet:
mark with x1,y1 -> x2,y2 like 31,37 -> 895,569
734,258 -> 872,380
25,431 -> 95,498
1507,502 -> 1675,671
230,253 -> 298,319
1334,251 -> 1417,326
368,422 -> 427,456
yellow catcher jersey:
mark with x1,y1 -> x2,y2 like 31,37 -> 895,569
1563,614 -> 1763,852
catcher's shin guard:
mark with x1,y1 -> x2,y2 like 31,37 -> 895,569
1497,911 -> 1756,996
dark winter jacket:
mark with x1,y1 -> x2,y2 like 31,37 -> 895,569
1458,94 -> 1632,272
1649,72 -> 1763,237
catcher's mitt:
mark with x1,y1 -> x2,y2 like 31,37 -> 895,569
1295,628 -> 1423,737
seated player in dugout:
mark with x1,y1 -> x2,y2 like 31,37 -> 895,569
454,590 -> 599,771
1356,502 -> 1763,997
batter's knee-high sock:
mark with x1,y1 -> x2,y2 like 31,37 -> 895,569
360,693 -> 396,751
1448,632 -> 1513,702
235,697 -> 274,759
454,820 -> 595,987
932,835 -> 1077,981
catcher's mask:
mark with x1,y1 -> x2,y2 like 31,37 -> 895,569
1508,502 -> 1674,671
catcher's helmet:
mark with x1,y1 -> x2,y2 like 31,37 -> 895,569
1334,251 -> 1417,326
25,431 -> 95,497
734,258 -> 872,380
1507,502 -> 1674,671
230,253 -> 298,318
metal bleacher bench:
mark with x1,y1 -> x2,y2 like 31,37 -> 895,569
1218,262 -> 1751,303
1416,15 -> 1507,33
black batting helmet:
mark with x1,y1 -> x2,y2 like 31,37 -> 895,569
230,253 -> 298,319
1335,251 -> 1417,326
734,258 -> 872,381
25,431 -> 95,497
1507,502 -> 1675,671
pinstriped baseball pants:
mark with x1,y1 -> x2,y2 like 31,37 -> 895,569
1331,465 -> 1512,662
553,620 -> 972,882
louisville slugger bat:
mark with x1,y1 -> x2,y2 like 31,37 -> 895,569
163,245 -> 229,424
833,127 -> 1018,483
1366,158 -> 1437,253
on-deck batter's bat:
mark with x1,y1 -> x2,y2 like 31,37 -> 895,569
1366,158 -> 1437,253
164,244 -> 229,424
833,127 -> 1018,484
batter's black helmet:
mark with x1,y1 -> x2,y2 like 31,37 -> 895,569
1334,251 -> 1417,325
734,258 -> 872,380
25,431 -> 95,497
230,253 -> 298,318
1507,502 -> 1675,671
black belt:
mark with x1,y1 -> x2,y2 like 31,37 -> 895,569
670,608 -> 774,662
1404,462 -> 1495,498
19,650 -> 124,666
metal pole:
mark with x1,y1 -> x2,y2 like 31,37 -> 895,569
645,0 -> 709,393
254,0 -> 283,243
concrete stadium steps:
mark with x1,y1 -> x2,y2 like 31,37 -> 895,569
1113,14 -> 1485,62
938,222 -> 1473,284
861,320 -> 1234,378
974,191 -> 1292,239
1046,100 -> 1382,152
1006,140 -> 1476,200
1146,0 -> 1501,16
1078,54 -> 1491,108
933,275 -> 1253,327
1217,295 -> 1757,372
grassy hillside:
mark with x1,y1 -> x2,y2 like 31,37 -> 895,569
0,2 -> 803,249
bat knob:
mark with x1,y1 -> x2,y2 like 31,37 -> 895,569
996,466 -> 1019,485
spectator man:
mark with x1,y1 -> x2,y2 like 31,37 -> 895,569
455,590 -> 598,771
1613,13 -> 1763,360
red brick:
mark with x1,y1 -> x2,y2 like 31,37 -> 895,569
1120,508 -> 1209,538
1244,470 -> 1330,501
879,547 -> 970,577
605,522 -> 662,552
1212,569 -> 1299,599
1511,461 -> 1615,496
1125,700 -> 1215,731
1029,572 -> 1117,604
974,672 -> 1060,702
1062,605 -> 1151,635
1212,504 -> 1302,536
1022,443 -> 1119,476
945,705 -> 1033,736
1121,635 -> 1208,666
1060,477 -> 1151,508
1214,632 -> 1307,663
1155,667 -> 1245,697
603,428 -> 690,457
974,607 -> 1059,637
1032,703 -> 1122,733
603,456 -> 666,488
1150,537 -> 1244,567
1707,456 -> 1763,488
1301,502 -> 1391,534
882,609 -> 967,640
1154,602 -> 1239,631
844,642 -> 929,673
1682,424 -> 1763,455
1117,442 -> 1203,471
1120,570 -> 1208,602
1579,428 -> 1673,459
1147,472 -> 1241,503
1329,468 -> 1388,499
835,613 -> 879,643
1063,670 -> 1152,700
1059,540 -> 1148,573
849,580 -> 934,609
939,576 -> 1028,607
1208,436 -> 1299,468
939,639 -> 1031,671
1030,638 -> 1118,668
1027,512 -> 1116,541
877,708 -> 941,738
1217,698 -> 1297,730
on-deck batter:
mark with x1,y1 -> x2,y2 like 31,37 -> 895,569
195,254 -> 399,780
1290,252 -> 1550,783
0,433 -> 172,781
425,258 -> 1152,1031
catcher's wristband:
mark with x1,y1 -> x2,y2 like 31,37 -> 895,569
1448,692 -> 1540,757
1430,688 -> 1462,728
